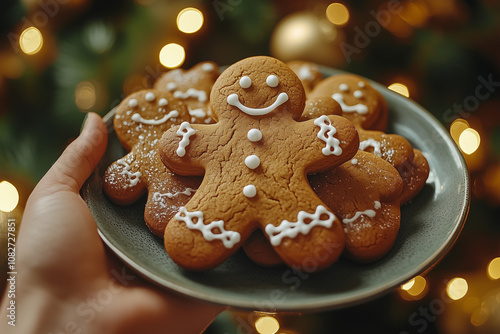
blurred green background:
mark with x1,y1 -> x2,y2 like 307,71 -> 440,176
1,0 -> 500,333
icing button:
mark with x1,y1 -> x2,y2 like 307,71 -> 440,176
245,155 -> 260,169
247,128 -> 263,142
243,185 -> 257,198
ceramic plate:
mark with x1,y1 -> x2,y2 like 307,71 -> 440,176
82,66 -> 469,312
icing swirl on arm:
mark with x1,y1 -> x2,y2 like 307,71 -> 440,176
176,122 -> 196,157
314,115 -> 342,156
359,139 -> 382,157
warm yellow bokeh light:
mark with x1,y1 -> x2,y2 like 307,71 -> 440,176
403,276 -> 427,297
255,316 -> 280,334
450,118 -> 470,143
446,277 -> 468,300
177,8 -> 204,34
388,83 -> 410,97
159,43 -> 185,69
470,306 -> 489,327
399,2 -> 430,28
463,297 -> 481,314
326,3 -> 350,26
401,278 -> 415,291
19,27 -> 43,55
459,128 -> 480,155
0,181 -> 19,212
487,257 -> 500,280
75,81 -> 97,111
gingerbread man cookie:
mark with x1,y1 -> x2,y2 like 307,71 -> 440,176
308,75 -> 428,202
154,61 -> 219,124
158,56 -> 359,271
309,74 -> 389,132
309,151 -> 403,262
103,89 -> 204,236
244,150 -> 403,266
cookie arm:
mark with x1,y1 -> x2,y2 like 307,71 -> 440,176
158,123 -> 206,176
297,115 -> 359,174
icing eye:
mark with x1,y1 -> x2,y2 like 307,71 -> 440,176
358,81 -> 365,88
353,90 -> 363,98
128,99 -> 138,107
158,98 -> 168,106
266,75 -> 279,87
239,76 -> 252,89
339,84 -> 349,91
166,82 -> 178,91
145,92 -> 156,101
201,63 -> 214,72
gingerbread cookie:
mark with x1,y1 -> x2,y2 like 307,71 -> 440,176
154,61 -> 219,124
306,81 -> 428,203
287,61 -> 323,96
309,151 -> 403,262
103,89 -> 204,236
309,74 -> 388,131
244,150 -> 403,265
158,56 -> 359,271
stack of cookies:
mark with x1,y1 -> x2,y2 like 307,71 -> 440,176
103,56 -> 429,272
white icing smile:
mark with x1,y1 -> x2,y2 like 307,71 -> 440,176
131,110 -> 179,125
332,93 -> 368,115
227,92 -> 289,116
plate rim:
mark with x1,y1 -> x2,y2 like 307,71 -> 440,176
89,67 -> 470,312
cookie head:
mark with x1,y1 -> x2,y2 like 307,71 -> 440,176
210,56 -> 306,121
114,90 -> 189,151
310,74 -> 388,130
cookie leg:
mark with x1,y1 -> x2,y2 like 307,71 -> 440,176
163,205 -> 252,271
144,175 -> 201,237
264,203 -> 345,272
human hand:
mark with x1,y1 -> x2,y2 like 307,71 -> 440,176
0,113 -> 223,334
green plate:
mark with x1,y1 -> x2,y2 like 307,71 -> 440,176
82,67 -> 469,312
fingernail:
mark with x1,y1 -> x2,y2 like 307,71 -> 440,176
80,112 -> 91,134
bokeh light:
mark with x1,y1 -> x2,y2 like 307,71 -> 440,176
398,1 -> 430,28
450,118 -> 470,143
459,128 -> 481,155
177,8 -> 204,34
487,257 -> 500,280
75,81 -> 97,111
470,306 -> 489,327
326,3 -> 350,26
19,27 -> 43,55
463,297 -> 481,314
255,316 -> 280,334
446,277 -> 468,300
159,43 -> 185,69
0,181 -> 20,212
400,275 -> 427,300
388,83 -> 410,97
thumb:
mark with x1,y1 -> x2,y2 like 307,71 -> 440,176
36,112 -> 108,194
